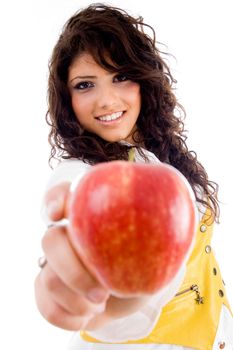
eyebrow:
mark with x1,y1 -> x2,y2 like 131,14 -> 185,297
69,75 -> 97,83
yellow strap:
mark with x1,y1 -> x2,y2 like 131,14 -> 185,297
128,147 -> 136,162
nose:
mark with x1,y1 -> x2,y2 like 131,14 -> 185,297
96,84 -> 119,110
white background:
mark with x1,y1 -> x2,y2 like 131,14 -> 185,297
0,0 -> 232,349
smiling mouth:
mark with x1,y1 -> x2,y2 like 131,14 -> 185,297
95,111 -> 125,123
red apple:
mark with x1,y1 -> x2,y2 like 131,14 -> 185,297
67,161 -> 197,297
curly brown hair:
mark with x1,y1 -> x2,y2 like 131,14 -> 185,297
46,3 -> 219,223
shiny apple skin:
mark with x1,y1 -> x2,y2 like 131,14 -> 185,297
68,161 -> 197,297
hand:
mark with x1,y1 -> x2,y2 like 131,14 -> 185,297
35,182 -> 151,331
35,182 -> 110,331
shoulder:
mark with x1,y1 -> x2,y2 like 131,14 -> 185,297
134,147 -> 161,164
46,158 -> 92,190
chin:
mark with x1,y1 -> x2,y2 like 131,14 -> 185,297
101,135 -> 128,143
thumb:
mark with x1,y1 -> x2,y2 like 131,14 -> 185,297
41,181 -> 71,223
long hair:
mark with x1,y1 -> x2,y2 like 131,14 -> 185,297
46,3 -> 219,223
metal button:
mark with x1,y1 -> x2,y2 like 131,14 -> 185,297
200,224 -> 207,232
205,245 -> 212,254
222,279 -> 225,286
218,341 -> 225,349
213,267 -> 217,275
219,290 -> 224,297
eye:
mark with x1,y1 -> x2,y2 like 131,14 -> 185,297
114,74 -> 128,83
74,81 -> 94,90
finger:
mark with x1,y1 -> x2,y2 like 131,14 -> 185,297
42,226 -> 109,304
34,274 -> 91,331
43,182 -> 71,221
39,264 -> 106,316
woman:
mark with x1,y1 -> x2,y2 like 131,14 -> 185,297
35,4 -> 233,349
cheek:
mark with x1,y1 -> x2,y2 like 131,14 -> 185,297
71,94 -> 91,119
71,95 -> 79,116
124,83 -> 141,107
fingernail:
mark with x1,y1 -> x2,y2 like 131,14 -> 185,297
87,288 -> 107,304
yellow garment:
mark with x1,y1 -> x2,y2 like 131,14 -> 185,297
81,210 -> 232,350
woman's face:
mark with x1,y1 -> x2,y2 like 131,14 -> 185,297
67,53 -> 141,144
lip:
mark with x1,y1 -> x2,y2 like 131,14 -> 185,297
95,111 -> 125,125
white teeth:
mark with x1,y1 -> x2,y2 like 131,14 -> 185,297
97,111 -> 123,121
